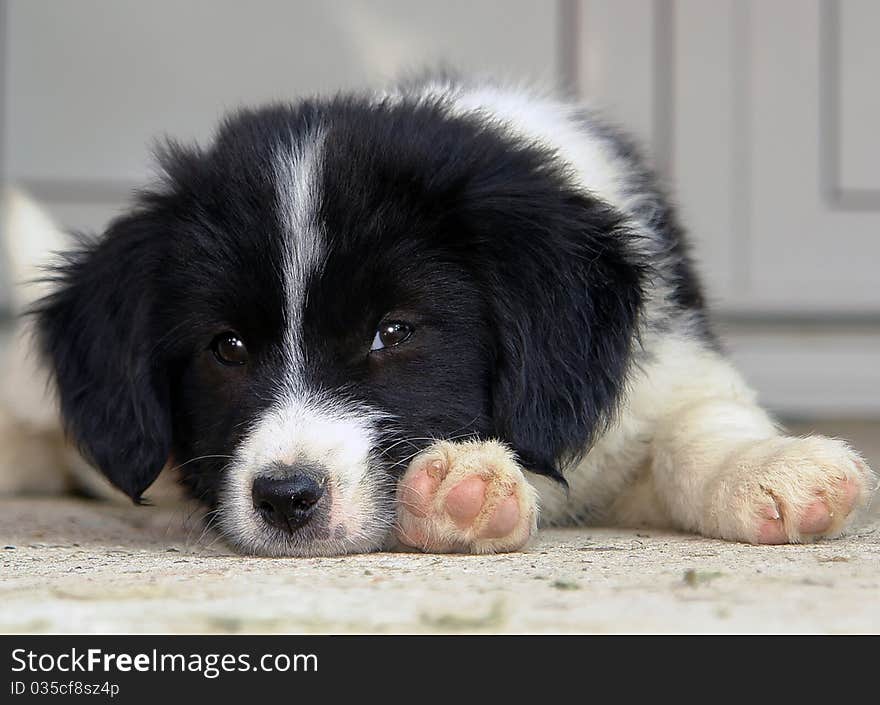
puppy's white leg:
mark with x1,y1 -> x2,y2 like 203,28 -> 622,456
0,321 -> 74,495
0,188 -> 79,496
0,323 -> 183,502
395,439 -> 538,554
0,411 -> 72,495
650,379 -> 876,544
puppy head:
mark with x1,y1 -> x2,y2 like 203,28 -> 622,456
35,94 -> 644,555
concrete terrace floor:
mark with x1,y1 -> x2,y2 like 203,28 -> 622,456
0,419 -> 878,634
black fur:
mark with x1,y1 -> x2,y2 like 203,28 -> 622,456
35,219 -> 173,502
33,86 -> 701,551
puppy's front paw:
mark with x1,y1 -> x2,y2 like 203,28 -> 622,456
708,436 -> 876,544
395,440 -> 538,554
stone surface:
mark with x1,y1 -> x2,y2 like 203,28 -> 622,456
1,495 -> 878,634
1,417 -> 877,634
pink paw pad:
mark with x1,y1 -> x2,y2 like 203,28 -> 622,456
482,495 -> 521,539
755,477 -> 863,544
442,475 -> 522,539
395,442 -> 535,554
798,499 -> 833,535
444,476 -> 487,528
397,461 -> 444,518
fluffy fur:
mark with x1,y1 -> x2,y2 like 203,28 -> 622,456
2,78 -> 875,555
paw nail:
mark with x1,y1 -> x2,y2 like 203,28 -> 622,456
761,503 -> 780,521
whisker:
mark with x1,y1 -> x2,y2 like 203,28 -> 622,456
165,454 -> 234,475
191,509 -> 223,548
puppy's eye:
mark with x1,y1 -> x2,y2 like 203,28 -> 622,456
371,321 -> 414,352
211,332 -> 249,366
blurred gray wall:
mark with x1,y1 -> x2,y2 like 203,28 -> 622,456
1,0 -> 878,416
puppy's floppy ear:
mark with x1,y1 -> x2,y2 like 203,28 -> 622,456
469,187 -> 646,483
33,212 -> 171,502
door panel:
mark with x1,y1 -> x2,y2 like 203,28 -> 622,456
838,0 -> 880,194
672,0 -> 880,313
747,0 -> 880,311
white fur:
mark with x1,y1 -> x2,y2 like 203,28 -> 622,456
1,83 -> 876,555
398,332 -> 876,552
396,439 -> 538,554
0,190 -> 88,495
218,392 -> 393,556
512,333 -> 875,546
451,88 -> 629,213
381,83 -> 876,548
384,80 -> 684,341
443,83 -> 686,333
1,188 -> 69,315
272,130 -> 327,394
382,79 -> 629,213
0,189 -> 182,501
215,133 -> 399,555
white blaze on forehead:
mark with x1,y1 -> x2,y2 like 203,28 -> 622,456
217,133 -> 394,555
272,130 -> 327,392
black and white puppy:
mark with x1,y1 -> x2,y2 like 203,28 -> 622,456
16,78 -> 877,556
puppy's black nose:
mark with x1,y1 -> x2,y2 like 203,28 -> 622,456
252,473 -> 325,533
